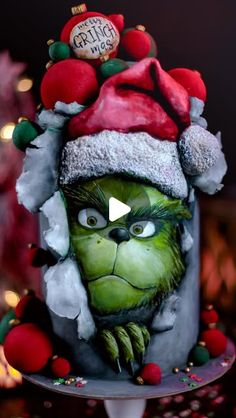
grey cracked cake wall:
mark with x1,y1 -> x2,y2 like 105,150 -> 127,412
40,200 -> 199,379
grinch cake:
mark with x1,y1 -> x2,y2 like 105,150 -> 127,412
1,4 -> 229,387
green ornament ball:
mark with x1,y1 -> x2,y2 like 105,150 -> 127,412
100,58 -> 129,79
13,120 -> 39,151
190,345 -> 210,366
49,42 -> 71,62
0,310 -> 16,344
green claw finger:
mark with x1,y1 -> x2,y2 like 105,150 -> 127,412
100,329 -> 120,364
140,325 -> 151,347
126,322 -> 145,357
114,326 -> 134,364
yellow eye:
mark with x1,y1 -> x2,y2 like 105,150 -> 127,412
130,221 -> 155,238
78,208 -> 107,229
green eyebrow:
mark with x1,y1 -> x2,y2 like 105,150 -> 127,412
128,200 -> 191,222
62,183 -> 108,216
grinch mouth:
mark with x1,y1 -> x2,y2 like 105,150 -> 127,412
87,274 -> 156,291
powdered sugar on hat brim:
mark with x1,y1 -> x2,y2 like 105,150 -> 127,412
60,130 -> 188,200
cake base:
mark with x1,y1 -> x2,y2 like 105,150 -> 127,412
23,339 -> 235,400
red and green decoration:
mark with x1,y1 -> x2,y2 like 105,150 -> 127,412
36,3 -> 159,109
0,291 -> 72,378
189,304 -> 227,366
60,4 -> 120,64
0,293 -> 229,383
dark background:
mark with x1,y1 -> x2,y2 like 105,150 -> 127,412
0,0 -> 236,187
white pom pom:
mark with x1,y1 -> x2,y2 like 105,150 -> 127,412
179,125 -> 222,175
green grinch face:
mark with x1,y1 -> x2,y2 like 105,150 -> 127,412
61,176 -> 191,316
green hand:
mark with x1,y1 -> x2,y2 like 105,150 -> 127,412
99,323 -> 151,374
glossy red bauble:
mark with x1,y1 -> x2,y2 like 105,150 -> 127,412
51,357 -> 71,378
138,362 -> 162,385
201,329 -> 227,357
40,59 -> 99,109
168,68 -> 207,102
4,323 -> 53,373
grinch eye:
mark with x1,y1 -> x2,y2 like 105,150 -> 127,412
129,221 -> 156,238
78,208 -> 107,229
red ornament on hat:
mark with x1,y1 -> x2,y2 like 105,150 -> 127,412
68,58 -> 190,140
40,59 -> 99,109
60,4 -> 120,65
121,26 -> 157,61
168,68 -> 207,102
4,323 -> 53,373
108,14 -> 125,33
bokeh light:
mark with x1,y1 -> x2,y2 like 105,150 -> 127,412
0,123 -> 15,143
4,290 -> 20,308
16,77 -> 33,92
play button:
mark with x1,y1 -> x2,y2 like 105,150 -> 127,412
109,197 -> 131,222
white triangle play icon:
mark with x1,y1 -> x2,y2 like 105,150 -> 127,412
109,197 -> 131,222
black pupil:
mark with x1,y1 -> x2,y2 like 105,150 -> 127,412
134,225 -> 143,235
88,216 -> 97,226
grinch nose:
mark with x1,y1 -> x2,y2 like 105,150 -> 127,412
109,227 -> 130,244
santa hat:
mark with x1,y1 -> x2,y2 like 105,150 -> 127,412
59,58 -> 226,200
16,58 -> 226,213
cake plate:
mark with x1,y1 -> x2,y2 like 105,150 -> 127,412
24,339 -> 235,418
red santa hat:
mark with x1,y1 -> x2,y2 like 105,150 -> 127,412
59,58 -> 225,200
68,58 -> 190,140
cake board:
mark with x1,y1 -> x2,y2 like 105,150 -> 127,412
23,339 -> 235,418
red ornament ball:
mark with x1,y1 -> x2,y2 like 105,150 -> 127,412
40,59 -> 99,109
61,12 -> 120,64
108,14 -> 125,33
51,357 -> 71,378
121,27 -> 152,61
168,68 -> 207,102
201,329 -> 227,357
61,11 -> 106,45
4,323 -> 53,373
201,309 -> 219,325
138,363 -> 162,385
